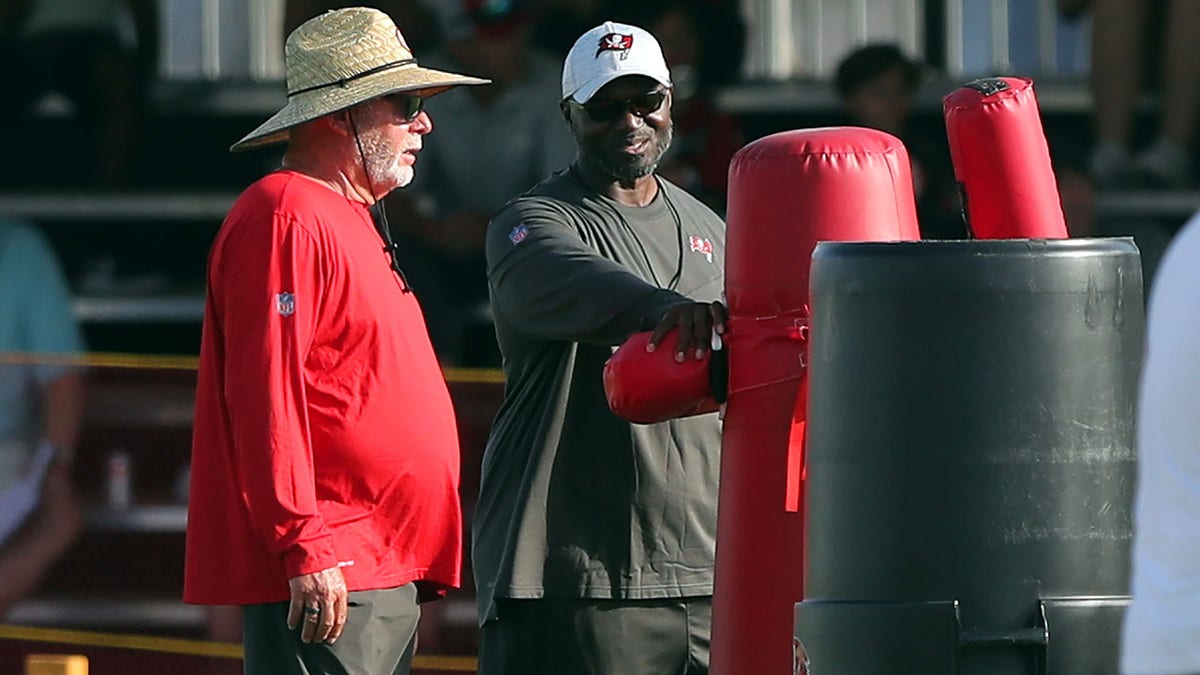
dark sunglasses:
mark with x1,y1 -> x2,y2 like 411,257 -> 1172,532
571,89 -> 668,124
384,93 -> 424,122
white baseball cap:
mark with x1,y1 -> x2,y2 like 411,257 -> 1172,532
561,21 -> 672,104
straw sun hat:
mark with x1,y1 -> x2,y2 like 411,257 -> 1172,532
231,6 -> 490,152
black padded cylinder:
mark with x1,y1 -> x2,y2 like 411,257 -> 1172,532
794,238 -> 1143,675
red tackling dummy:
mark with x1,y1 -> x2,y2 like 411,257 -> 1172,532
713,127 -> 920,675
943,77 -> 1068,239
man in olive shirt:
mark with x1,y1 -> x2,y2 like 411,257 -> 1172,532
473,21 -> 727,675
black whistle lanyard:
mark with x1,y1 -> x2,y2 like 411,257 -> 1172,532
368,201 -> 414,293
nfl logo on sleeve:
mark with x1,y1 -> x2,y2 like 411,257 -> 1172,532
509,225 -> 530,245
276,292 -> 296,317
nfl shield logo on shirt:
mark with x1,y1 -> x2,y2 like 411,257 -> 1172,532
275,292 -> 296,317
509,224 -> 529,245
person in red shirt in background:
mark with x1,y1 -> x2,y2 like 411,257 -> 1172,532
183,8 -> 488,674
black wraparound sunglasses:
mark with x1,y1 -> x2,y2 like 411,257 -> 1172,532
383,93 -> 424,122
570,89 -> 669,124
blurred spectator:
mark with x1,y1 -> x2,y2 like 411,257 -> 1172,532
1061,0 -> 1200,189
0,464 -> 80,617
389,0 -> 576,365
0,217 -> 85,616
623,1 -> 745,212
634,0 -> 746,89
0,0 -> 156,187
835,44 -> 964,239
526,0 -> 605,57
1056,165 -> 1098,238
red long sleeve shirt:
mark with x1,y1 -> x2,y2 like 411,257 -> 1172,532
184,171 -> 461,605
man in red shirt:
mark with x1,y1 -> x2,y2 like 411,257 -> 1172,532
183,8 -> 487,674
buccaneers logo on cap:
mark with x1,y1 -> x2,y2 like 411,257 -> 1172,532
596,32 -> 634,60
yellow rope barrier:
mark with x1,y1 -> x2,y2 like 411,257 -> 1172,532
0,352 -> 505,384
0,624 -> 479,671
443,367 -> 506,384
0,625 -> 241,659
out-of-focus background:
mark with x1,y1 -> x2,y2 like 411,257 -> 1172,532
0,0 -> 1191,671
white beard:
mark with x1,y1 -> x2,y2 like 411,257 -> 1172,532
358,125 -> 413,193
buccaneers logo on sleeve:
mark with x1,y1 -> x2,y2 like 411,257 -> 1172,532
596,33 -> 634,60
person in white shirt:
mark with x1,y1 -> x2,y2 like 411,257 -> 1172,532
1122,209 -> 1200,675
